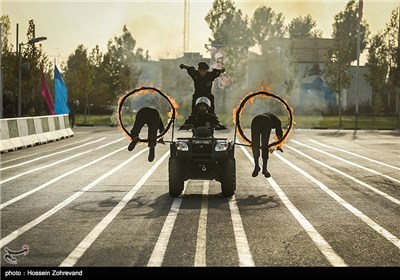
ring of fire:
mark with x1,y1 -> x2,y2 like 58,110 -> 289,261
234,90 -> 294,149
117,86 -> 177,142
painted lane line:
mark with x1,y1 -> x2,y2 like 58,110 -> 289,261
0,138 -> 126,185
147,181 -> 188,267
292,140 -> 400,185
273,152 -> 400,250
309,139 -> 400,172
0,137 -> 106,171
45,137 -> 94,152
1,153 -> 39,164
0,148 -> 149,249
229,194 -> 255,267
194,180 -> 209,267
61,151 -> 170,267
0,138 -> 126,209
1,138 -> 93,165
0,150 -> 92,184
239,144 -> 347,267
286,145 -> 400,205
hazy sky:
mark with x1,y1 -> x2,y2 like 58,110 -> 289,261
2,0 -> 399,64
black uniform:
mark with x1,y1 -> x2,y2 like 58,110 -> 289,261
250,113 -> 283,178
185,66 -> 223,114
129,107 -> 165,162
182,111 -> 220,129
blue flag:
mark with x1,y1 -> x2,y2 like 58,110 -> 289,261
54,65 -> 70,114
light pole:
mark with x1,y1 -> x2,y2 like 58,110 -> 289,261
17,36 -> 47,117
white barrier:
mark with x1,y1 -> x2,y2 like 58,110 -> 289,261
0,114 -> 74,153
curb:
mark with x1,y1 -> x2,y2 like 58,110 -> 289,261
0,114 -> 74,153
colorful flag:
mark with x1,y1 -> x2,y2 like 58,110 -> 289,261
53,65 -> 70,115
41,72 -> 55,115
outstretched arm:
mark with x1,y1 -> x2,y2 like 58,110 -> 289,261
179,64 -> 191,70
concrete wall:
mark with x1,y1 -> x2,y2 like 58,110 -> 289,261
0,114 -> 73,153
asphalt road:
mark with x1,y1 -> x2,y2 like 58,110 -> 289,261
1,126 -> 399,271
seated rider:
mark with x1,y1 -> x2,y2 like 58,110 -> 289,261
179,97 -> 226,131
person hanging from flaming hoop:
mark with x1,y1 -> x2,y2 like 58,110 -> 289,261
251,113 -> 283,178
128,106 -> 165,162
179,62 -> 225,115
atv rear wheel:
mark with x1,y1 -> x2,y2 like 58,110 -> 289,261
220,158 -> 236,197
169,157 -> 184,197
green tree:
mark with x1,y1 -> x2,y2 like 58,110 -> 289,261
365,32 -> 389,113
1,15 -> 18,117
21,20 -> 50,116
333,0 -> 369,63
104,25 -> 145,98
384,6 -> 400,111
250,5 -> 285,53
323,0 -> 370,127
89,45 -> 112,111
64,45 -> 93,122
287,14 -> 322,38
324,47 -> 352,128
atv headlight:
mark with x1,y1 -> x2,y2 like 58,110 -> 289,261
215,141 -> 229,151
176,141 -> 189,151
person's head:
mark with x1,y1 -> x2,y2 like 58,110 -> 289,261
195,97 -> 211,113
215,52 -> 224,64
198,62 -> 209,77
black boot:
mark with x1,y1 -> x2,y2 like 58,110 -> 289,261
262,162 -> 271,178
128,135 -> 140,151
252,165 -> 261,177
148,146 -> 155,162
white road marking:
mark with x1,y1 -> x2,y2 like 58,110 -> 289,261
0,138 -> 106,171
1,153 -> 39,164
147,181 -> 188,267
60,151 -> 170,267
0,138 -> 126,185
309,139 -> 400,172
286,145 -> 400,205
273,152 -> 400,250
0,138 -> 125,209
240,144 -> 347,267
194,181 -> 209,267
229,194 -> 255,267
0,148 -> 149,249
292,140 -> 400,185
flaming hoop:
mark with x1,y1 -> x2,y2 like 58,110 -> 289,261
234,90 -> 294,149
117,86 -> 178,142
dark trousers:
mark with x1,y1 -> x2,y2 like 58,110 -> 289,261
251,115 -> 273,169
192,94 -> 215,114
130,107 -> 165,147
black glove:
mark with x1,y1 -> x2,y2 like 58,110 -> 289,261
158,137 -> 166,145
179,124 -> 191,130
179,64 -> 185,69
215,123 -> 227,130
277,147 -> 283,153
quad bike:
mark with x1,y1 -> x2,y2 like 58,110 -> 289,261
168,125 -> 236,197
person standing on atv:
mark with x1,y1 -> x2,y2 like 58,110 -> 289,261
179,62 -> 225,115
179,97 -> 226,130
128,106 -> 165,162
251,113 -> 283,178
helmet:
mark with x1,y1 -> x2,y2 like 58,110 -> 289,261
215,52 -> 223,60
195,97 -> 211,107
198,62 -> 209,70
